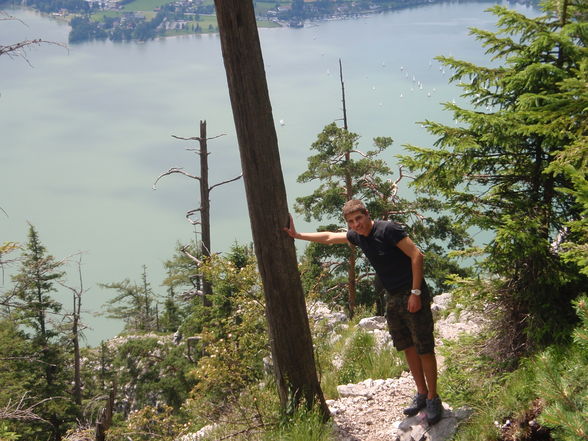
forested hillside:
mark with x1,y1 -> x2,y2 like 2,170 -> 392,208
1,0 -> 498,43
1,0 -> 586,440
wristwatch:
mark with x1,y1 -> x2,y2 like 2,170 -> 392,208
410,289 -> 422,296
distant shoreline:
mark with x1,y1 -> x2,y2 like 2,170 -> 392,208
5,0 -> 539,43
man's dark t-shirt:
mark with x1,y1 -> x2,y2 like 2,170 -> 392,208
346,220 -> 412,292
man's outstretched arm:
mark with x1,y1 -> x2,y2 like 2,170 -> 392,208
283,214 -> 349,245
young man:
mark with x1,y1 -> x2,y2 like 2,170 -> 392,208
284,199 -> 443,425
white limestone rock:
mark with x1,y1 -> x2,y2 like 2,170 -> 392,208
175,423 -> 218,441
393,405 -> 472,441
358,316 -> 387,331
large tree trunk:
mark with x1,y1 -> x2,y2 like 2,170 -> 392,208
213,0 -> 328,417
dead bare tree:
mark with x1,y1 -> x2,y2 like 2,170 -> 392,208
153,120 -> 241,304
213,0 -> 329,418
59,256 -> 89,407
338,59 -> 359,317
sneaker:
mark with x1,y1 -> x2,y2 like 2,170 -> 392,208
403,393 -> 427,416
425,396 -> 443,425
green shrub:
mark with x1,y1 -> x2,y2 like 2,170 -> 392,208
266,406 -> 334,441
444,297 -> 588,441
315,317 -> 406,399
338,330 -> 375,384
107,405 -> 179,441
0,422 -> 20,441
537,296 -> 588,441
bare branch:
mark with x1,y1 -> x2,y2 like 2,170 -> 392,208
152,168 -> 200,189
0,393 -> 55,422
186,208 -> 202,225
0,355 -> 56,366
205,133 -> 227,141
1,11 -> 26,24
328,153 -> 347,164
0,11 -> 67,66
179,289 -> 204,301
1,39 -> 65,58
208,174 -> 243,192
180,245 -> 202,266
171,133 -> 227,142
349,149 -> 368,158
394,165 -> 415,184
172,135 -> 200,141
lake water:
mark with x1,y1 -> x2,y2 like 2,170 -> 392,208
0,1 -> 539,345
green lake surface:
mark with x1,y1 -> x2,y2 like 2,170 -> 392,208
0,1 -> 538,345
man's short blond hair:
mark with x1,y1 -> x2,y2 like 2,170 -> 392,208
342,199 -> 368,218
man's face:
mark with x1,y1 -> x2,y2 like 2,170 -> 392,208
345,210 -> 373,236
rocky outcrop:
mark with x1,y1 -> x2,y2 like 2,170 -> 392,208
177,292 -> 483,441
307,300 -> 349,332
330,374 -> 473,441
329,292 -> 483,441
431,292 -> 486,341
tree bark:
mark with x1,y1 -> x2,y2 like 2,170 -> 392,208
340,59 -> 357,317
95,382 -> 116,441
198,120 -> 213,306
213,0 -> 328,417
72,293 -> 82,406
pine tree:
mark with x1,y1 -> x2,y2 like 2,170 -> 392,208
400,0 -> 588,359
295,122 -> 394,313
296,123 -> 473,312
5,224 -> 76,440
101,265 -> 159,332
10,224 -> 64,402
11,224 -> 64,347
160,286 -> 183,333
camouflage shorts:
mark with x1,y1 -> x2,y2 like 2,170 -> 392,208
385,282 -> 435,355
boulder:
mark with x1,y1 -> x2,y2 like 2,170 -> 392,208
358,316 -> 387,331
307,300 -> 348,331
430,292 -> 452,320
337,382 -> 373,398
391,405 -> 473,441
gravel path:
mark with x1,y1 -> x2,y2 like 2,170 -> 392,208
327,293 -> 484,441
330,373 -> 418,441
